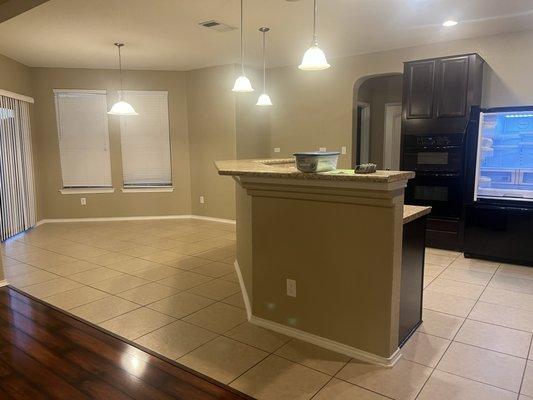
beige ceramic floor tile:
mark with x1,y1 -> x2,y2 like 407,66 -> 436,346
313,378 -> 389,400
88,252 -> 134,267
498,264 -> 533,280
425,278 -> 485,300
69,295 -> 140,324
43,286 -> 109,310
437,342 -> 526,392
187,279 -> 241,301
91,275 -> 149,294
521,361 -> 533,397
423,275 -> 436,289
3,263 -> 42,279
22,277 -> 84,298
135,320 -> 216,360
417,309 -> 464,339
129,265 -> 181,281
156,271 -> 213,290
231,354 -> 330,400
147,292 -> 214,319
490,273 -> 533,295
99,307 -> 175,340
192,261 -> 234,278
105,257 -> 160,273
400,332 -> 450,367
225,322 -> 290,352
425,253 -> 457,267
424,263 -> 446,278
164,256 -> 210,270
8,270 -> 58,287
119,245 -> 159,257
69,267 -> 124,285
45,260 -> 101,276
423,291 -> 476,317
449,257 -> 500,273
221,293 -> 246,309
118,282 -> 180,305
426,248 -> 461,258
336,359 -> 432,400
469,301 -> 533,332
417,369 -> 517,400
274,339 -> 350,375
178,336 -> 267,384
183,302 -> 247,334
480,287 -> 533,312
456,319 -> 532,358
439,268 -> 493,286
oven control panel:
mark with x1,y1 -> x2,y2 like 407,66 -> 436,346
404,134 -> 464,148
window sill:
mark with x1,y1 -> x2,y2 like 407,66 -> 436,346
121,187 -> 174,193
60,188 -> 115,195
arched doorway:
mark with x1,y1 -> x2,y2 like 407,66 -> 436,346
353,74 -> 403,169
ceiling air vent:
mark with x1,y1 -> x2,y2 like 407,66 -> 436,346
198,20 -> 236,32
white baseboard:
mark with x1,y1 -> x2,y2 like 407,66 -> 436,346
234,260 -> 252,319
36,214 -> 236,226
249,314 -> 402,367
0,280 -> 8,287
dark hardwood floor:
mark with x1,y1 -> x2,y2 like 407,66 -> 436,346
0,285 -> 253,400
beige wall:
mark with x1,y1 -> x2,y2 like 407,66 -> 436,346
30,67 -> 192,219
0,53 -> 32,96
357,75 -> 403,168
186,65 -> 237,220
269,30 -> 533,167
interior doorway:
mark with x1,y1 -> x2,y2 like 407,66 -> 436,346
353,74 -> 403,169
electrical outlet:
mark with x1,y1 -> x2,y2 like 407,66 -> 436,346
80,197 -> 87,206
286,279 -> 297,297
200,196 -> 205,204
319,147 -> 326,152
341,146 -> 347,155
274,147 -> 281,153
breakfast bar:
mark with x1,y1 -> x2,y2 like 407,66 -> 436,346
216,158 -> 428,366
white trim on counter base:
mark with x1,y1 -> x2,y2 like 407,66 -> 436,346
36,214 -> 236,226
234,258 -> 401,367
249,315 -> 402,368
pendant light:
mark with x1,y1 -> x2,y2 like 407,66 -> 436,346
256,27 -> 273,106
232,0 -> 254,92
298,0 -> 330,71
108,43 -> 138,115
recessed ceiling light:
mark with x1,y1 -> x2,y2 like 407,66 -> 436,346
443,20 -> 458,27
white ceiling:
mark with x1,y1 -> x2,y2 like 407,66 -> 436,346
0,0 -> 532,71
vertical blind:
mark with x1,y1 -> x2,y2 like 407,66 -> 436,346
0,95 -> 36,241
120,90 -> 172,187
54,90 -> 112,188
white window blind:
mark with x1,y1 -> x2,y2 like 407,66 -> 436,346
120,90 -> 172,187
54,90 -> 112,188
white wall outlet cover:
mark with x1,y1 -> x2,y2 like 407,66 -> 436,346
286,279 -> 297,297
200,196 -> 205,204
80,197 -> 87,206
319,147 -> 327,152
274,147 -> 281,153
341,146 -> 347,155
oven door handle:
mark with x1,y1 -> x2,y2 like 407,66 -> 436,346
416,172 -> 461,178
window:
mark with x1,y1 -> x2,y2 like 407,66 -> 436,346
119,90 -> 172,187
54,90 -> 112,188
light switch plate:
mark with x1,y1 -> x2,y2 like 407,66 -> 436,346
274,147 -> 281,153
319,147 -> 327,152
200,196 -> 205,204
341,146 -> 347,155
80,197 -> 86,206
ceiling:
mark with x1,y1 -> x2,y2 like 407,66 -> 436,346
0,0 -> 532,71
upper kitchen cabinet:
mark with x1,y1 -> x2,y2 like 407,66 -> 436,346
402,54 -> 484,134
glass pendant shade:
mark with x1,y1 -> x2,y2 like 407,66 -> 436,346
232,75 -> 254,92
108,100 -> 138,115
256,93 -> 273,106
299,44 -> 330,70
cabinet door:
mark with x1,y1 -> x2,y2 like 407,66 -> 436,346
405,60 -> 435,119
435,56 -> 469,118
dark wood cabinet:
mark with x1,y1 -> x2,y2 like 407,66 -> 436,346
435,56 -> 470,118
405,60 -> 436,119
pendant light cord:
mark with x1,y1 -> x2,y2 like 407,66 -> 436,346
262,30 -> 266,92
240,0 -> 245,75
313,0 -> 318,45
115,43 -> 125,100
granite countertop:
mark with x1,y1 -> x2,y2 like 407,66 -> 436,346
215,159 -> 415,183
403,205 -> 432,224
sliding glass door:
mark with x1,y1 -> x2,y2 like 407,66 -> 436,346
0,95 -> 36,241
